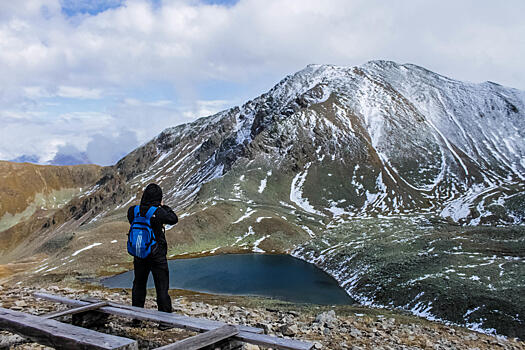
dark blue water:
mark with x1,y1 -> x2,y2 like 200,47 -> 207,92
102,254 -> 354,305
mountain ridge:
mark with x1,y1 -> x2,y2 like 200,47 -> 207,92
1,60 -> 524,337
0,161 -> 102,263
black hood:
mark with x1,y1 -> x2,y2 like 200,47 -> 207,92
141,183 -> 162,206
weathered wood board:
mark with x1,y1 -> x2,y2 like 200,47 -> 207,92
43,301 -> 109,319
35,292 -> 314,350
237,331 -> 314,350
0,307 -> 137,350
37,292 -> 261,333
155,324 -> 239,350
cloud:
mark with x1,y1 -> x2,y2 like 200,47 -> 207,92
122,98 -> 173,107
0,0 -> 524,164
181,100 -> 233,120
110,97 -> 233,141
56,86 -> 103,99
0,110 -> 113,162
2,0 -> 523,91
50,142 -> 90,165
86,130 -> 139,166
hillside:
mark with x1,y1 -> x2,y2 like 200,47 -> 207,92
1,60 -> 524,337
59,61 -> 525,228
0,161 -> 102,262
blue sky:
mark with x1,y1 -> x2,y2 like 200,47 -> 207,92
60,0 -> 126,16
60,0 -> 239,16
1,0 -> 524,165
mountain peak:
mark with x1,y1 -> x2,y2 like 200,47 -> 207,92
4,62 -> 525,338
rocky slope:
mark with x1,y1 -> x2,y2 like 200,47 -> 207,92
1,61 -> 524,338
1,285 -> 524,350
30,61 -> 525,235
0,161 -> 101,262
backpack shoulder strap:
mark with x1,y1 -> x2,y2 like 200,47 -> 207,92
145,206 -> 158,221
133,205 -> 140,218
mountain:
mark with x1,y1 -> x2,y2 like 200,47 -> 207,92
0,161 -> 102,261
48,151 -> 91,166
2,60 -> 524,337
86,60 -> 525,226
9,151 -> 92,166
9,155 -> 40,164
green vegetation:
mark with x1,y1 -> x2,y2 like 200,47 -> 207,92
294,216 -> 525,338
0,188 -> 81,232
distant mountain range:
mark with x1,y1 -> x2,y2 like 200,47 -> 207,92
9,152 -> 91,166
1,60 -> 524,337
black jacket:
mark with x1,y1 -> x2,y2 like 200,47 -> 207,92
127,204 -> 178,258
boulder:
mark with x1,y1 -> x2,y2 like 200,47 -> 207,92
314,310 -> 338,329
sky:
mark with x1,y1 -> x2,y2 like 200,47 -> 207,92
0,0 -> 524,165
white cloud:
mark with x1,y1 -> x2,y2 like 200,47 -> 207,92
180,99 -> 233,120
85,130 -> 138,165
56,86 -> 103,99
23,86 -> 50,99
123,98 -> 173,107
0,0 -> 524,164
110,97 -> 234,140
1,110 -> 114,162
1,0 -> 522,90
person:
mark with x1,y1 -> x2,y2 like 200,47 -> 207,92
127,183 -> 178,315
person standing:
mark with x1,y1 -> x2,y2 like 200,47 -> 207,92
127,183 -> 178,314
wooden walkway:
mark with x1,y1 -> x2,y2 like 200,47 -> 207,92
29,292 -> 314,350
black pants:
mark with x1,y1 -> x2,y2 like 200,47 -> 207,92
132,254 -> 172,313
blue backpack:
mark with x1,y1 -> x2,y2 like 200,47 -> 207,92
127,206 -> 158,258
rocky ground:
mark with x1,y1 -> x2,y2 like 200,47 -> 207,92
0,283 -> 524,350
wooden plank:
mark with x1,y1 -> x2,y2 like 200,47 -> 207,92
35,293 -> 314,350
0,307 -> 137,350
236,331 -> 314,350
106,302 -> 262,334
155,325 -> 238,350
42,302 -> 109,319
36,292 -> 262,334
81,297 -> 263,334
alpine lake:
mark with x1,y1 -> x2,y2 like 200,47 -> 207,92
102,254 -> 354,305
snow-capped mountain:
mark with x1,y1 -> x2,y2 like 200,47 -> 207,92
7,60 -> 524,337
72,60 -> 525,227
